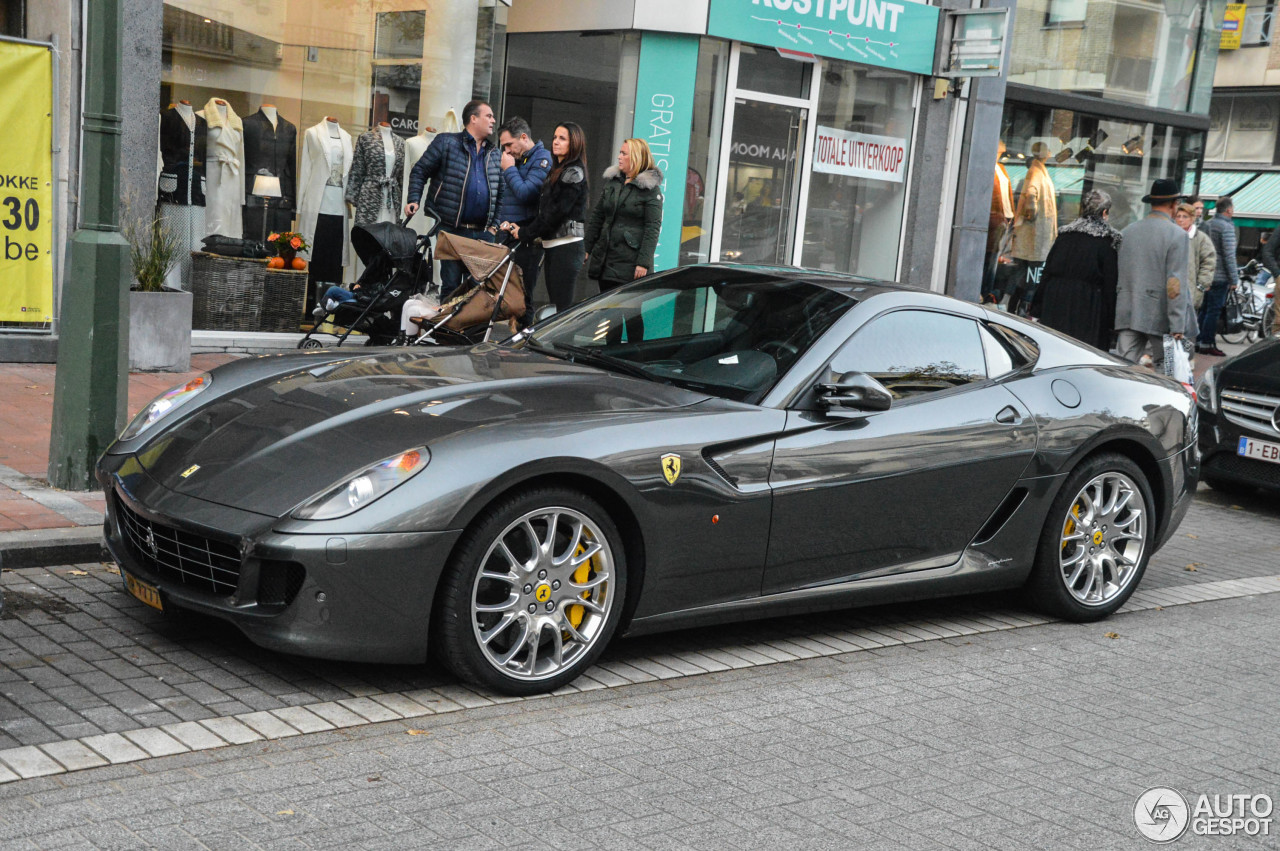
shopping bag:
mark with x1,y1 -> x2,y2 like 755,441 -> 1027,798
1162,334 -> 1193,391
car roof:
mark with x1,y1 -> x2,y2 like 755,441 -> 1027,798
693,263 -> 922,300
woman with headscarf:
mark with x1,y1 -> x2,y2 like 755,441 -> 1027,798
1028,189 -> 1122,351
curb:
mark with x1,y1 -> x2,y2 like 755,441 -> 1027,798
0,526 -> 107,569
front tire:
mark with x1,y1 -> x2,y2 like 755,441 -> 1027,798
1026,453 -> 1153,621
434,487 -> 626,695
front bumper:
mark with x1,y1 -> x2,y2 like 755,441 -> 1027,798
99,464 -> 461,664
1197,409 -> 1280,493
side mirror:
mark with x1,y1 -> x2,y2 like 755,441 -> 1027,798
532,304 -> 558,324
817,371 -> 893,415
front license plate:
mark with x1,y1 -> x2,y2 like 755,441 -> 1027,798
124,572 -> 164,611
1238,436 -> 1280,465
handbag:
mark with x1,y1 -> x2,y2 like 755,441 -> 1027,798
201,235 -> 269,259
1218,286 -> 1245,334
1161,335 -> 1193,391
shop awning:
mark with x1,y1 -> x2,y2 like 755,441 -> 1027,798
1183,169 -> 1259,199
1227,172 -> 1280,228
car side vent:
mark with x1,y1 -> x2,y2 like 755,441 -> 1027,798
972,487 -> 1028,545
702,453 -> 739,487
257,560 -> 307,608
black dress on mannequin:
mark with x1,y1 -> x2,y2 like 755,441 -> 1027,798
241,108 -> 298,239
159,106 -> 206,206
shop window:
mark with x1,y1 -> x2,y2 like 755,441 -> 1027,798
680,38 -> 730,268
984,102 -> 1202,309
799,59 -> 914,281
735,44 -> 809,100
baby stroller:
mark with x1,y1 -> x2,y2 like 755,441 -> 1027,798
297,213 -> 438,349
410,230 -> 526,346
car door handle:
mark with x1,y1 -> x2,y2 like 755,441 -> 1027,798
995,405 -> 1021,424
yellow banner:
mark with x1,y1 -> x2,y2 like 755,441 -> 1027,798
1220,3 -> 1247,50
0,41 -> 54,324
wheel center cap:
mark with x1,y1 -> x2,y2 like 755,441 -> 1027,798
534,583 -> 552,603
1092,530 -> 1105,546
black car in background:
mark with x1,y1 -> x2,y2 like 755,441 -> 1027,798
1196,336 -> 1280,494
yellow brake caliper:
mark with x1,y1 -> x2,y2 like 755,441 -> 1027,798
566,544 -> 594,631
1063,504 -> 1080,551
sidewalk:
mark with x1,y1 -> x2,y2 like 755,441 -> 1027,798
0,354 -> 241,564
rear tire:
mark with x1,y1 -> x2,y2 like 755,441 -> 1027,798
433,487 -> 626,695
1026,453 -> 1154,621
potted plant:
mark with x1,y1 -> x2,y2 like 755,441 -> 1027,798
266,231 -> 309,270
123,206 -> 193,372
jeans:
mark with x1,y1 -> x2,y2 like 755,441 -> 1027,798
543,241 -> 585,312
438,225 -> 493,299
321,285 -> 357,306
1198,283 -> 1228,347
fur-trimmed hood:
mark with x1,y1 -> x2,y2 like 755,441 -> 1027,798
603,165 -> 663,191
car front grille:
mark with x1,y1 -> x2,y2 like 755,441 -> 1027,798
1221,386 -> 1280,439
114,493 -> 243,597
1204,451 -> 1280,489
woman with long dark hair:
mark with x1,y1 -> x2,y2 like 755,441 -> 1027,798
502,122 -> 589,313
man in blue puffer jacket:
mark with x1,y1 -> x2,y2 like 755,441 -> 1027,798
497,116 -> 551,323
405,100 -> 504,297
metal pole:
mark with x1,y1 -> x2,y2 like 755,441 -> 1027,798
48,0 -> 129,490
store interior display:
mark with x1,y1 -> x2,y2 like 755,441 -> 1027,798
241,105 -> 297,241
203,98 -> 246,241
300,118 -> 354,297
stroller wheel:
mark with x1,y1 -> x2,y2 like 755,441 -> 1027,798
297,338 -> 324,350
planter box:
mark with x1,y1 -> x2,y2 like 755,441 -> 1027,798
129,288 -> 193,372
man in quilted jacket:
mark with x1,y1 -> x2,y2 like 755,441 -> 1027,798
405,100 -> 504,297
1198,196 -> 1239,357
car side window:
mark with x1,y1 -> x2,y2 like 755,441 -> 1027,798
979,323 -> 1016,377
830,310 -> 988,400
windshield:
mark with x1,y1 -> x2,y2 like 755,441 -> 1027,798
520,267 -> 856,403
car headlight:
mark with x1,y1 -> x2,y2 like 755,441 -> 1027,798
118,373 -> 212,441
292,448 -> 430,520
1194,363 -> 1221,414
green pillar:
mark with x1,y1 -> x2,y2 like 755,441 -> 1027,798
48,0 -> 131,490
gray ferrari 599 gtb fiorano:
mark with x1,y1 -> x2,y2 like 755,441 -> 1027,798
97,265 -> 1198,694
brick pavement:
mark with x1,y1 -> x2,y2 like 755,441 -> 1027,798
0,592 -> 1277,849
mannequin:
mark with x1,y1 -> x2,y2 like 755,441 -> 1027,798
242,102 -> 298,239
157,98 -> 207,288
1009,142 -> 1059,315
982,139 -> 1015,302
300,117 -> 353,295
203,98 -> 245,238
347,121 -> 405,227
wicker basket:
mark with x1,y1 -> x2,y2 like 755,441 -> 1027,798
190,252 -> 307,332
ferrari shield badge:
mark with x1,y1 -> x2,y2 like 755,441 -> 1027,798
180,464 -> 200,479
661,453 -> 682,486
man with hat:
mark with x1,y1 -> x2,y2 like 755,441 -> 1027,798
1197,196 -> 1239,356
1114,178 -> 1189,367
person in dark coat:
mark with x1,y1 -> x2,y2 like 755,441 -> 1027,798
584,138 -> 663,291
1029,189 -> 1122,351
502,122 -> 589,313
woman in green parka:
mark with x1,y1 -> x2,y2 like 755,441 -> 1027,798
584,137 -> 663,294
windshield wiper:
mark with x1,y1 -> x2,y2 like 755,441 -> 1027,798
537,340 -> 667,383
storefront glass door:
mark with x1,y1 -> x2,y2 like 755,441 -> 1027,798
716,99 -> 807,265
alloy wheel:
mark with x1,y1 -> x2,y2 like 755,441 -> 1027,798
1058,471 -> 1147,606
469,506 -> 615,682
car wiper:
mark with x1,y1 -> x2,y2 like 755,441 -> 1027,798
544,341 -> 668,383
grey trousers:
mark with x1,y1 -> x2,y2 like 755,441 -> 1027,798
1115,329 -> 1165,366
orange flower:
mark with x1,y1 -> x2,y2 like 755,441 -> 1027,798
290,236 -> 302,249
267,233 -> 279,243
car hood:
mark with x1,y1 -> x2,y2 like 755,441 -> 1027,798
129,345 -> 707,515
1221,335 -> 1280,382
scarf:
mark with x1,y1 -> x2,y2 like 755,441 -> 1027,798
202,98 -> 242,133
1057,214 -> 1123,251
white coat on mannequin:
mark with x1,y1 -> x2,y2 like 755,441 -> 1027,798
203,99 -> 245,238
299,120 -> 353,272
